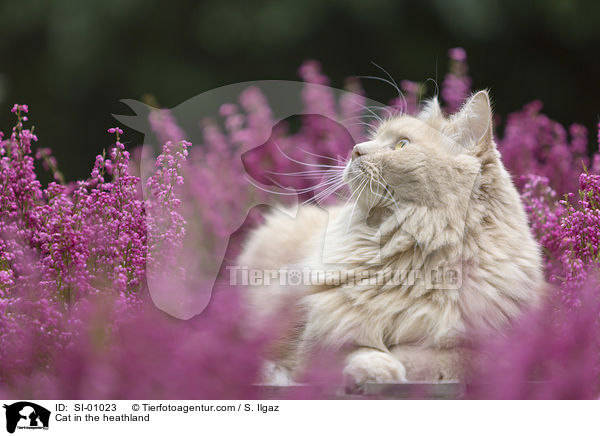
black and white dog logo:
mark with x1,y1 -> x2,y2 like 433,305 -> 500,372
3,402 -> 50,434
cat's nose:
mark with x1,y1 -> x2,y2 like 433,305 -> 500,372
351,147 -> 363,160
352,141 -> 376,160
352,143 -> 368,160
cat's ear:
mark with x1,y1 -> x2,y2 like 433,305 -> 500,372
451,90 -> 493,152
418,96 -> 443,122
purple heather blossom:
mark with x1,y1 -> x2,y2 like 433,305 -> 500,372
500,101 -> 592,195
16,289 -> 274,400
466,279 -> 600,399
441,47 -> 472,114
448,47 -> 467,62
10,104 -> 28,114
149,109 -> 187,145
3,50 -> 600,399
387,80 -> 422,116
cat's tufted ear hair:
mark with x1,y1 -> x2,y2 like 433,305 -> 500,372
418,96 -> 443,122
450,90 -> 494,153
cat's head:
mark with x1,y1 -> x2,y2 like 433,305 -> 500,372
343,90 -> 496,211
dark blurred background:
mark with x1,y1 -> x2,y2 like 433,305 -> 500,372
1,0 -> 599,181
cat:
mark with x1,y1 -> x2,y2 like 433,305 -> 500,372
237,90 -> 545,385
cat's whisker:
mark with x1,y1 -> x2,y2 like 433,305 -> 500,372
348,100 -> 385,124
392,93 -> 408,117
261,163 -> 352,204
358,66 -> 407,113
317,176 -> 358,205
319,174 -> 355,199
245,173 -> 346,198
296,146 -> 346,165
290,176 -> 348,195
342,113 -> 383,123
371,177 -> 402,217
265,175 -> 340,194
370,61 -> 401,96
330,188 -> 352,202
311,185 -> 346,205
305,175 -> 352,205
274,141 -> 346,169
424,77 -> 440,100
357,75 -> 401,99
370,62 -> 409,113
369,180 -> 389,211
368,176 -> 379,210
346,180 -> 369,232
341,114 -> 382,134
265,175 -> 289,190
340,176 -> 364,210
345,121 -> 379,131
360,64 -> 408,117
265,168 -> 344,177
356,103 -> 395,121
341,186 -> 361,215
243,175 -> 309,196
366,175 -> 386,207
365,104 -> 394,120
361,105 -> 383,123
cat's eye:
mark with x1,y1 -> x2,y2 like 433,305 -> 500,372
394,138 -> 410,150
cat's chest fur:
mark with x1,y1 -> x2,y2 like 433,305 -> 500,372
297,206 -> 467,350
295,195 -> 542,351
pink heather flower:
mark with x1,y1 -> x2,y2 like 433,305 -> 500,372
298,60 -> 330,86
593,122 -> 600,173
340,77 -> 368,143
148,109 -> 186,145
522,170 -> 600,315
2,52 -> 600,399
219,103 -> 237,117
10,104 -> 28,114
145,139 -> 190,273
499,101 -> 592,195
441,48 -> 472,114
448,47 -> 467,62
389,80 -> 421,116
107,127 -> 123,135
35,147 -> 66,184
466,278 -> 600,399
298,60 -> 337,120
0,270 -> 13,288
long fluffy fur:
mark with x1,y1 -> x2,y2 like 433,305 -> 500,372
237,91 -> 544,384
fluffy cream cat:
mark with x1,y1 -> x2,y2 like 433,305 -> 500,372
237,90 -> 544,384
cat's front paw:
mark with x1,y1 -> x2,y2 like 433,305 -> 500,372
260,361 -> 295,385
344,349 -> 407,388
